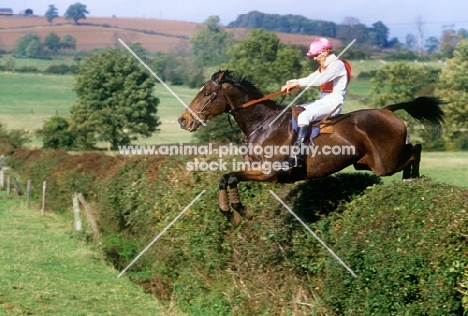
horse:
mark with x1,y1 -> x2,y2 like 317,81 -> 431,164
178,70 -> 444,227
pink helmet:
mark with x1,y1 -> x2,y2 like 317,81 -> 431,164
306,38 -> 333,57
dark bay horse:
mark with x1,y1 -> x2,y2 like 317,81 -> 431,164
178,70 -> 444,226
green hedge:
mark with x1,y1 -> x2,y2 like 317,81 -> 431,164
6,149 -> 467,315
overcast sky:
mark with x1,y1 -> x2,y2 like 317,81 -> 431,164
8,0 -> 468,41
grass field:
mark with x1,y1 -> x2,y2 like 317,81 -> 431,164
0,71 -> 197,144
338,151 -> 468,187
0,194 -> 170,315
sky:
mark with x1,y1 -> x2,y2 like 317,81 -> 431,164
7,0 -> 468,42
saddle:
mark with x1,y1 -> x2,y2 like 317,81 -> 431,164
291,105 -> 339,139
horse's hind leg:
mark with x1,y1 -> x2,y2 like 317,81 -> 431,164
401,144 -> 422,180
410,144 -> 422,178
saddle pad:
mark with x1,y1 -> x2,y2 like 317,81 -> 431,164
291,107 -> 334,139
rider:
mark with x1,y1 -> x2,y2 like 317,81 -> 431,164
281,37 -> 350,168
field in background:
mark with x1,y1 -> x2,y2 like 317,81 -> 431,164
0,70 -> 197,144
0,15 -> 343,54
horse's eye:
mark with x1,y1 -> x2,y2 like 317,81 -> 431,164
204,91 -> 211,97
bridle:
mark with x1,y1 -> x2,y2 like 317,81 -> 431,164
195,80 -> 234,123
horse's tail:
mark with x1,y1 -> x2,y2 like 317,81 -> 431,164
384,96 -> 445,136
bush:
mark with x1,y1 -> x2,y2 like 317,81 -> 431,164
356,70 -> 378,80
42,116 -> 76,149
44,64 -> 71,74
315,179 -> 467,315
15,65 -> 39,73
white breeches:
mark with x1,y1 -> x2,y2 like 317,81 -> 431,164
297,94 -> 344,126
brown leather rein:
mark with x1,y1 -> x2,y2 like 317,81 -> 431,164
241,87 -> 299,108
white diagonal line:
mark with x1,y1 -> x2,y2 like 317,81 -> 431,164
118,38 -> 206,126
117,190 -> 206,278
268,39 -> 356,127
269,190 -> 357,278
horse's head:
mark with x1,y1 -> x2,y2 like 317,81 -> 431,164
178,70 -> 232,132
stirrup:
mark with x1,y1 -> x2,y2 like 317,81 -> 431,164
288,155 -> 306,168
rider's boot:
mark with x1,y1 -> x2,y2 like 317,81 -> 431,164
288,125 -> 311,168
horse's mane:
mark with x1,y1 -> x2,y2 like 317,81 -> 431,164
212,69 -> 265,100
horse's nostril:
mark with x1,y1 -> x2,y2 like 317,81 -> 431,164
178,116 -> 187,127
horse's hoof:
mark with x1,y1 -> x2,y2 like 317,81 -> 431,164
228,211 -> 242,227
238,206 -> 253,220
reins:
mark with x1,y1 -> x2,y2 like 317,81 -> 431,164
241,87 -> 299,108
226,87 -> 300,138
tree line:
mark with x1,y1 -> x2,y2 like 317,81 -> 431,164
228,10 -> 468,54
12,33 -> 76,58
228,11 -> 394,47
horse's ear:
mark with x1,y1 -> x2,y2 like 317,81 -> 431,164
217,69 -> 229,83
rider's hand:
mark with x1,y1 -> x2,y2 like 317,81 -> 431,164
281,80 -> 299,93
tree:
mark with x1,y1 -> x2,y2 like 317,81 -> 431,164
70,48 -> 160,149
439,27 -> 461,58
190,16 -> 234,67
44,32 -> 61,52
425,36 -> 439,54
45,4 -> 59,24
369,62 -> 440,141
341,16 -> 361,26
64,2 -> 89,25
3,56 -> 15,71
25,38 -> 42,58
337,23 -> 368,44
59,34 -> 76,50
435,39 -> 468,149
223,29 -> 304,94
368,21 -> 389,47
42,116 -> 75,149
12,33 -> 40,57
458,28 -> 468,39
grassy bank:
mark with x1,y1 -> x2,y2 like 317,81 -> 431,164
0,194 -> 168,316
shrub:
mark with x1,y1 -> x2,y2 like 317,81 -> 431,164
44,64 -> 71,74
315,179 -> 467,315
42,116 -> 76,149
15,65 -> 39,73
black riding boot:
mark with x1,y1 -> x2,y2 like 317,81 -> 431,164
288,125 -> 311,168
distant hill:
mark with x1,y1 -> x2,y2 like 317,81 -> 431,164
228,11 -> 337,37
0,15 -> 342,54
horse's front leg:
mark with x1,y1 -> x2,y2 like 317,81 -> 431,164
227,173 -> 254,221
218,170 -> 274,227
218,174 -> 242,227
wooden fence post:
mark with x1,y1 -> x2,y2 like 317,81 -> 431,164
0,170 -> 4,189
13,178 -> 22,196
27,180 -> 31,209
76,193 -> 101,243
41,181 -> 46,215
7,176 -> 10,195
72,193 -> 82,231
